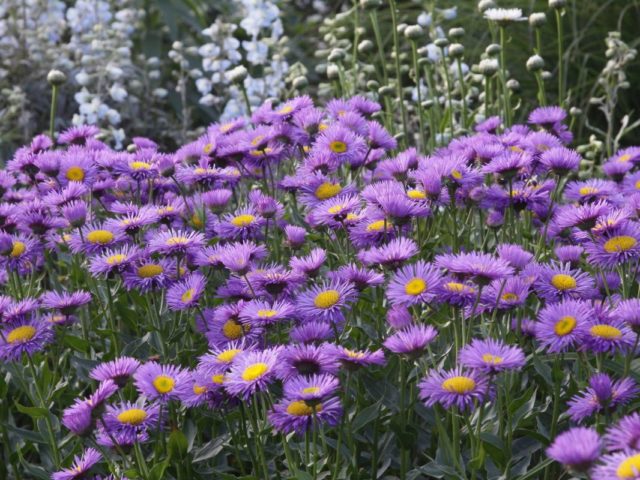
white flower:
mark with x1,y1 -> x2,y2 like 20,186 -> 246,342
153,88 -> 168,98
417,12 -> 432,27
441,7 -> 458,20
109,83 -> 128,102
199,94 -> 216,106
484,8 -> 526,23
75,70 -> 91,86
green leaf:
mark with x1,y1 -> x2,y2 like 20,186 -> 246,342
168,429 -> 188,459
14,402 -> 48,419
352,400 -> 382,432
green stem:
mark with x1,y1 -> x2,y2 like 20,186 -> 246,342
49,85 -> 58,139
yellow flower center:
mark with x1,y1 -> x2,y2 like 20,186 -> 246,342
278,105 -> 294,114
618,154 -> 632,163
117,408 -> 148,425
328,205 -> 345,215
222,319 -> 245,340
446,282 -> 474,294
405,278 -> 427,296
220,123 -> 234,133
366,220 -> 387,232
66,166 -> 85,182
407,189 -> 427,200
166,236 -> 188,246
251,135 -> 265,146
551,274 -> 577,291
257,309 -> 278,318
131,161 -> 151,170
451,169 -> 462,180
7,325 -> 36,344
315,182 -> 342,200
482,353 -> 504,364
590,324 -> 622,339
329,141 -> 347,153
345,349 -> 365,359
501,293 -> 519,302
193,385 -> 207,395
242,362 -> 269,381
510,146 -> 524,153
442,376 -> 476,394
10,241 -> 25,257
153,375 -> 175,394
604,236 -> 637,253
617,453 -> 640,478
318,123 -> 328,132
579,186 -> 598,196
138,264 -> 163,278
554,316 -> 577,336
635,180 -> 640,190
250,148 -> 272,157
86,230 -> 114,244
107,254 -> 126,265
191,213 -> 204,228
203,143 -> 214,154
313,290 -> 340,309
286,400 -> 322,416
346,213 -> 359,222
231,214 -> 255,227
181,288 -> 195,303
217,349 -> 241,363
302,387 -> 321,394
212,374 -> 225,384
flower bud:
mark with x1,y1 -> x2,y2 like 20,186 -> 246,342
529,12 -> 546,28
448,43 -> 464,58
328,48 -> 346,62
226,65 -> 248,83
434,38 -> 449,49
404,25 -> 424,40
326,64 -> 340,79
448,27 -> 465,39
549,0 -> 566,9
478,58 -> 499,76
478,0 -> 497,12
506,79 -> 520,92
358,39 -> 374,54
526,54 -> 545,72
292,76 -> 308,89
485,43 -> 501,56
47,69 -> 67,86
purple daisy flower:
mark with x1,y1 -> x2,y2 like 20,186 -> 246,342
123,258 -> 174,292
584,223 -> 640,268
133,362 -> 187,403
290,248 -> 327,277
217,208 -> 266,241
282,373 -> 340,403
592,452 -> 640,480
383,324 -> 438,357
101,400 -> 160,441
495,244 -> 534,270
88,245 -> 140,277
419,367 -> 490,411
435,278 -> 479,307
583,314 -> 635,354
224,348 -> 280,400
40,290 -> 91,315
538,147 -> 581,174
52,448 -> 101,480
296,281 -> 357,323
358,237 -> 419,269
0,318 -> 53,361
69,224 -> 124,254
328,264 -> 385,291
435,251 -> 514,286
198,341 -> 254,372
535,299 -> 592,353
276,343 -> 340,380
616,299 -> 640,333
239,299 -> 296,326
289,321 -> 333,344
90,357 -> 141,387
533,262 -> 594,302
386,305 -> 413,330
605,413 -> 640,452
58,125 -> 100,145
386,261 -> 443,306
148,229 -> 205,257
567,373 -> 638,422
284,225 -> 307,248
314,124 -> 367,167
175,369 -> 211,408
528,106 -> 567,126
546,427 -> 601,473
61,400 -> 93,436
554,245 -> 583,265
551,200 -> 611,232
458,338 -> 525,373
269,395 -> 342,434
166,273 -> 206,311
335,346 -> 385,371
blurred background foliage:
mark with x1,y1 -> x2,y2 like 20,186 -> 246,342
1,0 -> 639,158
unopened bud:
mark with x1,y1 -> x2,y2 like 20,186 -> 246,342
47,69 -> 67,86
